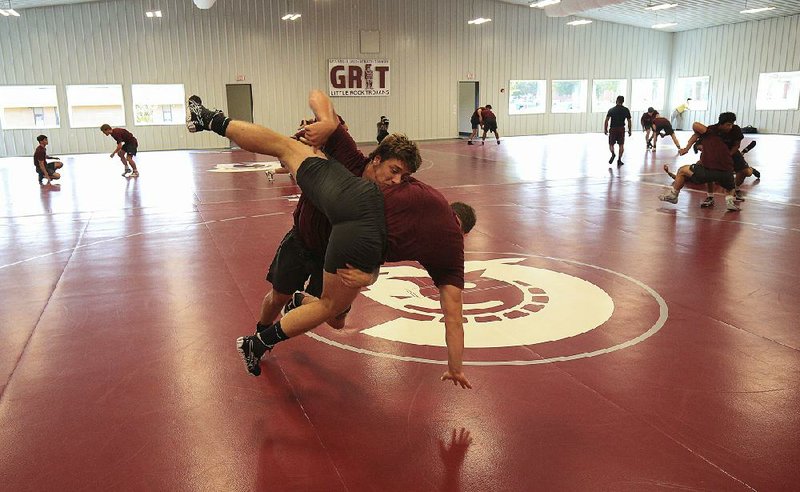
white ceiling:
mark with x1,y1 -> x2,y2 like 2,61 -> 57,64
499,0 -> 800,32
0,0 -> 100,8
4,0 -> 800,33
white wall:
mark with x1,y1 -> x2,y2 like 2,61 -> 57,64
0,0 -> 674,156
5,1 -> 796,156
671,14 -> 800,134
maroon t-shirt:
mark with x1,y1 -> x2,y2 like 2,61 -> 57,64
699,125 -> 734,172
33,144 -> 47,167
482,109 -> 497,122
382,179 -> 465,288
321,126 -> 465,289
640,113 -> 653,129
110,128 -> 138,146
652,117 -> 671,131
717,124 -> 744,150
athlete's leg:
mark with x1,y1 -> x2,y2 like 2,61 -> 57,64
259,289 -> 292,326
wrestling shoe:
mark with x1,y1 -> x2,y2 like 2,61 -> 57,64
266,170 -> 275,182
734,190 -> 746,202
283,291 -> 306,316
658,187 -> 679,204
742,141 -> 757,154
617,160 -> 624,168
235,335 -> 272,376
467,141 -> 474,145
496,140 -> 501,145
187,95 -> 228,134
700,196 -> 715,208
752,168 -> 761,179
121,167 -> 131,177
130,171 -> 139,178
725,195 -> 740,211
608,153 -> 615,164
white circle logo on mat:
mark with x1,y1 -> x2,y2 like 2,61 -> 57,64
360,257 -> 614,348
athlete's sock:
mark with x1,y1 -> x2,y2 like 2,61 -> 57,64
210,113 -> 231,137
258,320 -> 289,348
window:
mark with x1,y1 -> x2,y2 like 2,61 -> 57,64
756,71 -> 800,110
592,79 -> 627,113
674,76 -> 709,111
132,84 -> 185,125
508,80 -> 546,115
551,80 -> 587,113
0,85 -> 60,129
33,107 -> 45,126
631,78 -> 665,111
66,84 -> 125,128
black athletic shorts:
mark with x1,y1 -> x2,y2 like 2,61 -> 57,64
608,127 -> 626,145
471,117 -> 480,130
122,142 -> 138,156
36,161 -> 57,179
266,229 -> 324,297
483,118 -> 498,132
732,152 -> 748,172
657,123 -> 675,136
687,164 -> 735,191
296,156 -> 387,274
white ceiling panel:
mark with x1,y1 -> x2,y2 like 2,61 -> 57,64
0,0 -> 101,8
3,0 -> 800,33
500,0 -> 800,32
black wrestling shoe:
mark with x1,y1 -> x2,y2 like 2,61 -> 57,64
187,95 -> 228,133
608,153 -> 615,164
742,141 -> 757,154
617,160 -> 624,168
283,291 -> 306,316
467,141 -> 474,145
236,335 -> 272,376
700,196 -> 714,208
752,168 -> 761,179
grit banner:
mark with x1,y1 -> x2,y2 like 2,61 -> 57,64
328,59 -> 390,97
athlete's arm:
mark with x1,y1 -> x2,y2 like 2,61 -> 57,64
603,115 -> 610,134
438,284 -> 471,389
679,132 -> 701,155
304,90 -> 341,148
110,141 -> 123,158
692,121 -> 707,134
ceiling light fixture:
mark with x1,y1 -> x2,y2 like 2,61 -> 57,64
645,3 -> 678,10
530,0 -> 561,7
741,6 -> 775,13
651,22 -> 678,28
1,1 -> 19,16
567,19 -> 592,25
281,13 -> 301,20
467,17 -> 492,24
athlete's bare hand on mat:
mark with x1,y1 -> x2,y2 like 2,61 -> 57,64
441,370 -> 472,389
